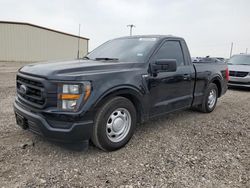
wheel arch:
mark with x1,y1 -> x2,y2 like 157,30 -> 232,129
92,86 -> 145,124
210,76 -> 222,97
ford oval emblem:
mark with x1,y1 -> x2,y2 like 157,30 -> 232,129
20,85 -> 27,94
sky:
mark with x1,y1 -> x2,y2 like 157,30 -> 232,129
0,0 -> 250,58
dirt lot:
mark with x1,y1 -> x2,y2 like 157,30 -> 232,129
0,61 -> 249,187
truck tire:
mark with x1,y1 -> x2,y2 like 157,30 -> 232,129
198,83 -> 218,113
91,96 -> 137,151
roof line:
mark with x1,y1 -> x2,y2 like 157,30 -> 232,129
0,21 -> 89,40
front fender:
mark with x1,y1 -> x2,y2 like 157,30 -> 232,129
89,85 -> 148,123
94,85 -> 144,107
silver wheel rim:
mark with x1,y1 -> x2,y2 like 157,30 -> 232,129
208,89 -> 217,109
106,108 -> 131,143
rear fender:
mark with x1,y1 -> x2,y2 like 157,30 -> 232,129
210,75 -> 223,97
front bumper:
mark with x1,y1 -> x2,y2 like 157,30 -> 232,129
228,76 -> 250,88
14,100 -> 94,143
228,82 -> 250,88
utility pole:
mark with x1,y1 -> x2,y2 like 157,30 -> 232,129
127,24 -> 136,36
229,42 -> 233,58
246,48 -> 248,54
77,24 -> 81,59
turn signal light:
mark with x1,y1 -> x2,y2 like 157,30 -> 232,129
58,94 -> 81,100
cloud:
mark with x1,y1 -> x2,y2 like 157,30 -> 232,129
0,0 -> 249,57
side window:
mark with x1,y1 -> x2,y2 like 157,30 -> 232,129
154,41 -> 185,66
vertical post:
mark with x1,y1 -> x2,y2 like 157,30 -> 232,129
127,24 -> 136,36
246,48 -> 248,54
77,24 -> 81,59
229,42 -> 233,58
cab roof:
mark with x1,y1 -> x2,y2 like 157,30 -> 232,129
115,35 -> 184,41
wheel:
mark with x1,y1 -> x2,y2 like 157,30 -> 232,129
91,96 -> 137,151
198,83 -> 218,113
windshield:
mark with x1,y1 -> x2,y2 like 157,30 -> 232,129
228,55 -> 250,65
86,37 -> 159,63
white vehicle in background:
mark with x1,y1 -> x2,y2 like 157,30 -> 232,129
214,57 -> 227,63
228,54 -> 250,88
192,56 -> 225,63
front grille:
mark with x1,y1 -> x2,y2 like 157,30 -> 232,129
229,71 -> 248,77
17,75 -> 45,108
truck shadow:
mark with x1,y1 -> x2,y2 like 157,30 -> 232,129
27,108 -> 205,154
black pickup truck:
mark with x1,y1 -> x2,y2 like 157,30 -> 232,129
14,35 -> 228,151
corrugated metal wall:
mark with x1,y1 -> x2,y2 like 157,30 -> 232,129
0,22 -> 89,62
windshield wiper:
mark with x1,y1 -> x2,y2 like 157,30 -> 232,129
95,57 -> 119,61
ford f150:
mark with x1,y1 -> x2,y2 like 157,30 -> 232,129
14,35 -> 228,151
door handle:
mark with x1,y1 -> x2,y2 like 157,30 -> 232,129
183,74 -> 191,80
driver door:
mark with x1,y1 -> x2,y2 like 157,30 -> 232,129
148,40 -> 193,116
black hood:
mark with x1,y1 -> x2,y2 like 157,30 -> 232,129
19,60 -> 142,80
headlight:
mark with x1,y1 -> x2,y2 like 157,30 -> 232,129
57,82 -> 91,111
63,84 -> 80,94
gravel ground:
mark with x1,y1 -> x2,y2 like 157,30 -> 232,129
0,62 -> 249,187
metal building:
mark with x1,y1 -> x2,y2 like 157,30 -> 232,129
0,21 -> 89,62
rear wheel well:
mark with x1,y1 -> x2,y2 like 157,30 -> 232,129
212,79 -> 222,97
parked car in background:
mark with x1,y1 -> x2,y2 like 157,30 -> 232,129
192,56 -> 224,63
214,57 -> 227,63
228,54 -> 250,88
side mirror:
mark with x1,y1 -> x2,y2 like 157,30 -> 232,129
151,59 -> 177,74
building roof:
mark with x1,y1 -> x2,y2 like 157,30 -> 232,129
0,21 -> 89,40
